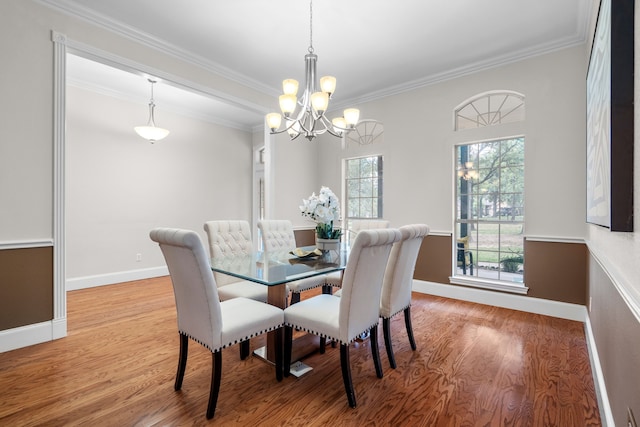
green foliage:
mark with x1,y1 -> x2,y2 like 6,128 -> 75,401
501,255 -> 524,273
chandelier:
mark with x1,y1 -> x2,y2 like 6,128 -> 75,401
458,162 -> 479,181
265,0 -> 360,141
134,79 -> 170,143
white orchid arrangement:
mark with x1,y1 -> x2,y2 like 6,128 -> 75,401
299,186 -> 342,239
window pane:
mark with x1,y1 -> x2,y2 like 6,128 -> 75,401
360,179 -> 373,197
360,198 -> 373,217
345,156 -> 383,221
455,137 -> 525,285
347,199 -> 359,217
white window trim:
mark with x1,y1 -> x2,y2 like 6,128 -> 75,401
451,136 -> 527,295
449,275 -> 529,295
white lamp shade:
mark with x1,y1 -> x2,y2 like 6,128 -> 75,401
320,76 -> 336,95
283,79 -> 299,96
134,125 -> 170,142
343,108 -> 360,126
279,94 -> 297,114
332,116 -> 346,132
266,113 -> 282,131
311,91 -> 329,114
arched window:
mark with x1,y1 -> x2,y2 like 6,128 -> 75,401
344,119 -> 384,148
452,91 -> 527,294
454,90 -> 525,130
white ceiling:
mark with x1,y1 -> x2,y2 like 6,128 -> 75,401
46,0 -> 594,131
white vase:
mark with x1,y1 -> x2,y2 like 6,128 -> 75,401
316,237 -> 340,252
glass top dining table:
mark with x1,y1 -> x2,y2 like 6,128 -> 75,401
210,245 -> 348,372
210,246 -> 348,288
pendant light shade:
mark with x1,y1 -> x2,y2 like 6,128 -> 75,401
134,79 -> 170,143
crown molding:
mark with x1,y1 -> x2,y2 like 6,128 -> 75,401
39,0 -> 594,113
37,0 -> 279,98
67,76 -> 254,132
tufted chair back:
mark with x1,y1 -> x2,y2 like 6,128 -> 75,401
257,220 -> 297,252
149,228 -> 223,351
204,220 -> 253,287
380,224 -> 430,319
338,228 -> 402,343
348,219 -> 390,244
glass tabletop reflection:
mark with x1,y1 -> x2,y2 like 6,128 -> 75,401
210,246 -> 347,286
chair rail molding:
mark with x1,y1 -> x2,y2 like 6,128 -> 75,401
587,242 -> 640,324
0,239 -> 53,250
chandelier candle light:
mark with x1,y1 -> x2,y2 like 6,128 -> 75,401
134,78 -> 170,143
300,186 -> 342,251
266,0 -> 360,141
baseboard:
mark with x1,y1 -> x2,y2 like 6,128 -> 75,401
0,318 -> 67,353
66,266 -> 169,291
412,280 -> 587,322
584,313 -> 615,427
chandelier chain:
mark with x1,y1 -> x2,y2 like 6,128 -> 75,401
308,0 -> 314,53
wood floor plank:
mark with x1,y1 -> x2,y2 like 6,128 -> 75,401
0,277 -> 601,426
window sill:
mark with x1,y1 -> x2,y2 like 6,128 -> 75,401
449,276 -> 528,295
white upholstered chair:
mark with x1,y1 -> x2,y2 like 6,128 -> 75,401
203,220 -> 268,303
325,219 -> 391,289
149,228 -> 284,419
283,228 -> 402,408
380,224 -> 429,369
257,219 -> 326,304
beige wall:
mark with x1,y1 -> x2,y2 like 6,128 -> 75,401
65,85 -> 253,279
315,46 -> 587,239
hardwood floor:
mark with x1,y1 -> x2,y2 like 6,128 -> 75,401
0,277 -> 601,426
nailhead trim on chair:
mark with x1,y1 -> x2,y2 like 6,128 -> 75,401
180,323 -> 283,352
283,321 -> 379,345
290,282 -> 325,294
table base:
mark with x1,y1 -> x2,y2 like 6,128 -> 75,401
253,333 -> 322,377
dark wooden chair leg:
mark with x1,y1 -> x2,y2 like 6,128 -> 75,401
274,327 -> 283,382
290,292 -> 301,305
369,325 -> 383,378
319,337 -> 326,354
322,284 -> 333,294
284,326 -> 293,377
239,340 -> 250,360
175,334 -> 188,390
206,351 -> 222,419
383,317 -> 396,369
404,307 -> 417,351
340,343 -> 357,408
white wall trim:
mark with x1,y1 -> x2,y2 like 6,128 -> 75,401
66,267 -> 169,291
38,0 -> 589,111
0,240 -> 53,250
426,230 -> 452,237
525,235 -> 586,244
413,280 -> 586,321
584,314 -> 614,427
50,31 -> 267,117
0,319 -> 67,353
52,30 -> 67,340
587,242 -> 640,324
449,276 -> 529,295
